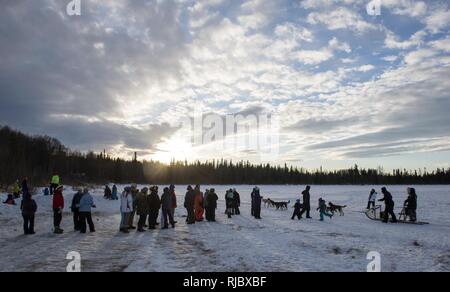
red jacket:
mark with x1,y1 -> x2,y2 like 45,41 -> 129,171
171,191 -> 177,209
53,190 -> 64,209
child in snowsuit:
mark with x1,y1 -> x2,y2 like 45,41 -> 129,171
21,193 -> 37,235
367,189 -> 377,209
71,189 -> 83,231
111,185 -> 118,200
53,185 -> 65,234
317,198 -> 333,221
291,199 -> 303,220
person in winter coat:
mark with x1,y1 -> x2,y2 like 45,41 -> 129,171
21,193 -> 37,235
111,185 -> 118,200
128,184 -> 138,230
104,185 -> 112,200
135,188 -> 150,232
404,188 -> 418,222
367,189 -> 377,209
120,187 -> 133,233
194,185 -> 204,222
79,188 -> 96,233
21,178 -> 29,197
53,185 -> 65,234
184,185 -> 196,224
169,184 -> 177,223
50,174 -> 60,195
161,187 -> 176,229
233,188 -> 241,215
299,186 -> 312,219
3,194 -> 16,205
13,180 -> 20,199
206,188 -> 218,222
317,198 -> 333,221
291,199 -> 303,220
71,189 -> 83,231
43,187 -> 50,196
225,189 -> 235,219
379,187 -> 397,223
251,187 -> 262,219
147,186 -> 161,229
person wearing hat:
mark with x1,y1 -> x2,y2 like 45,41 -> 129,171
79,188 -> 96,233
194,185 -> 204,222
252,187 -> 262,219
367,189 -> 378,210
53,185 -> 65,234
206,188 -> 218,222
317,198 -> 333,221
120,187 -> 133,233
225,189 -> 235,219
147,186 -> 161,230
128,184 -> 139,230
299,186 -> 312,219
50,173 -> 60,196
136,187 -> 150,232
71,188 -> 84,231
379,187 -> 397,223
232,188 -> 241,215
161,187 -> 176,229
169,185 -> 177,224
20,192 -> 37,235
184,185 -> 196,224
12,180 -> 21,199
291,199 -> 303,220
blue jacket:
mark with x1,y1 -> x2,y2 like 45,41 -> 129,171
79,193 -> 95,212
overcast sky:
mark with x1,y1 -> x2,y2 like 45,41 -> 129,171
1,0 -> 450,170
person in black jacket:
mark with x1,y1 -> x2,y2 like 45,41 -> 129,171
404,188 -> 417,222
147,186 -> 161,230
291,199 -> 303,220
184,185 -> 196,224
161,187 -> 175,229
71,189 -> 83,231
233,188 -> 241,215
299,186 -> 312,219
379,187 -> 397,223
20,193 -> 37,235
206,188 -> 218,222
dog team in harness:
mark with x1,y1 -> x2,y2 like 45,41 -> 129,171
3,173 -> 427,236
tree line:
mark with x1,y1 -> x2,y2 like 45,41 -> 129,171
1,125 -> 450,188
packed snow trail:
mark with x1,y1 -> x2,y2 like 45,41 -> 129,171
0,185 -> 449,272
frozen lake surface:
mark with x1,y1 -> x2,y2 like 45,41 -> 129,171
0,185 -> 449,272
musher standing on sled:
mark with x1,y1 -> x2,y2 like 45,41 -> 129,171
379,187 -> 397,223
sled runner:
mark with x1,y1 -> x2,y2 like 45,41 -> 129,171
365,205 -> 429,225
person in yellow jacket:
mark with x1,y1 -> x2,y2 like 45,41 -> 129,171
50,174 -> 60,195
12,180 -> 21,199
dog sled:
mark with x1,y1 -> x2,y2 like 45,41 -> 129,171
365,205 -> 429,225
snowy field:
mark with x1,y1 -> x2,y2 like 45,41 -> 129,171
0,185 -> 449,272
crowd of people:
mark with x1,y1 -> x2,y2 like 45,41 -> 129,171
1,175 -> 420,235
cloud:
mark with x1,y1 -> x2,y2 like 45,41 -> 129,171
307,7 -> 377,34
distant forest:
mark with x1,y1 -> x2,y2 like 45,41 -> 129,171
1,125 -> 450,188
